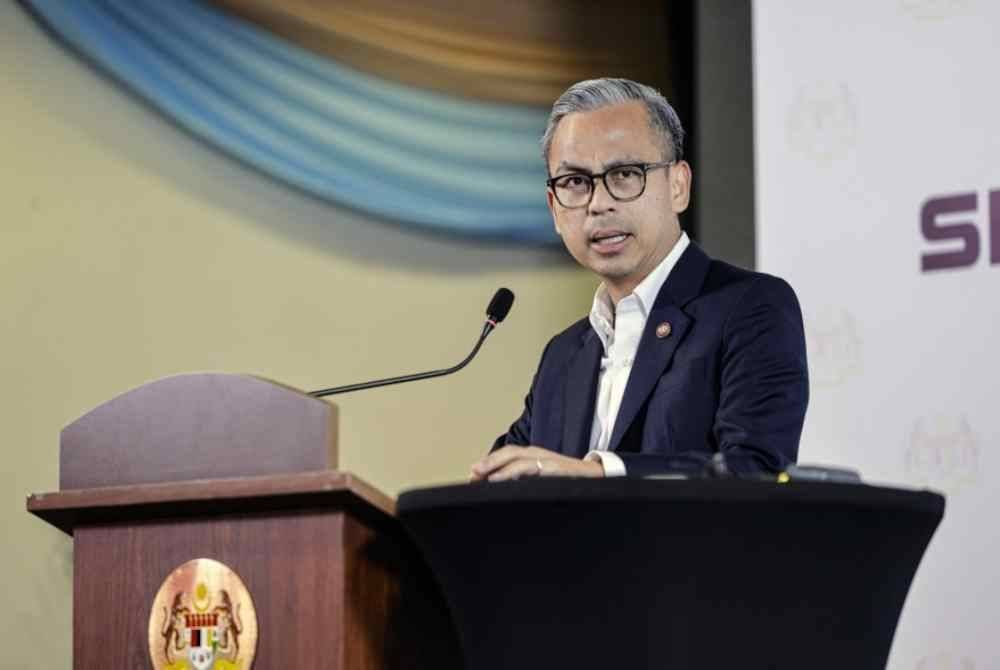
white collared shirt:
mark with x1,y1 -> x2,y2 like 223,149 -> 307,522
585,232 -> 690,476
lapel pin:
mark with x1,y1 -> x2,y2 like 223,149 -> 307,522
655,321 -> 672,338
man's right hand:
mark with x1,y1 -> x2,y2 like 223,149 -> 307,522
470,446 -> 604,482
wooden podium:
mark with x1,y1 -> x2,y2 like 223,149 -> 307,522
27,373 -> 460,669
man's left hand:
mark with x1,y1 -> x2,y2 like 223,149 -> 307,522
470,446 -> 604,482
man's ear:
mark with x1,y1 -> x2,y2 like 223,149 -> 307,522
546,189 -> 562,236
671,160 -> 692,213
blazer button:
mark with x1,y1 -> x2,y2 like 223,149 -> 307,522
655,321 -> 672,338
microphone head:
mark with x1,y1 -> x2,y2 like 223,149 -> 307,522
486,288 -> 515,324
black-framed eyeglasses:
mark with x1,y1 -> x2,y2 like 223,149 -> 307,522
546,160 -> 674,209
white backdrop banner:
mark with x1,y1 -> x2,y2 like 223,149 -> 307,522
753,1 -> 998,668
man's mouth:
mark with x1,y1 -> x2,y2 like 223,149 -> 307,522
589,230 -> 631,250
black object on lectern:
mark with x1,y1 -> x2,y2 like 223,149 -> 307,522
397,478 -> 944,670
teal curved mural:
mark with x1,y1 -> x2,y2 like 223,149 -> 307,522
22,0 -> 556,243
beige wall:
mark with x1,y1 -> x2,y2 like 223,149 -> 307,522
0,4 -> 593,666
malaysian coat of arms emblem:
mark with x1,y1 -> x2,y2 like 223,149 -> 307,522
148,558 -> 259,670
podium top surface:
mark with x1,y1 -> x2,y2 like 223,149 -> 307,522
398,477 -> 945,516
27,470 -> 394,535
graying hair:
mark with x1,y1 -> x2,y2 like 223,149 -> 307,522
540,78 -> 685,169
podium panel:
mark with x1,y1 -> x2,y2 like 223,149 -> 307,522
30,471 -> 461,670
399,478 -> 945,670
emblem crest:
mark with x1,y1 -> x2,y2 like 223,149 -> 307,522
904,414 -> 980,494
148,558 -> 258,670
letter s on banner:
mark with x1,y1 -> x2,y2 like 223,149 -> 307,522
920,192 -> 979,272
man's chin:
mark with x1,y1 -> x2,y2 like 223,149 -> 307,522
589,260 -> 636,282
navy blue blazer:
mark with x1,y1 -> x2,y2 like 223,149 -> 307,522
493,242 -> 809,477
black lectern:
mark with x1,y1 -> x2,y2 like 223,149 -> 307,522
398,478 -> 943,670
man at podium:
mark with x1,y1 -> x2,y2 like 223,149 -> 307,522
472,78 -> 808,482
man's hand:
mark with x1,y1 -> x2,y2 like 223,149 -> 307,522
470,446 -> 604,482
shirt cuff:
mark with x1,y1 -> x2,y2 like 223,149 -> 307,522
585,450 -> 627,477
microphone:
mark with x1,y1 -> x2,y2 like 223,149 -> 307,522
309,288 -> 515,398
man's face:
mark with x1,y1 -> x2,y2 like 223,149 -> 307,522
546,101 -> 690,300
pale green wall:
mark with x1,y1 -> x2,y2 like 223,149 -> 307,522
0,4 -> 594,666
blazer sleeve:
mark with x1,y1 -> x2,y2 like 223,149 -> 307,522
618,276 -> 809,477
713,275 -> 809,472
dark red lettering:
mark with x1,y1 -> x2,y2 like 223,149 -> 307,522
990,189 -> 1000,265
921,192 -> 979,272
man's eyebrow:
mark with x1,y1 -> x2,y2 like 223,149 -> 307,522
552,157 -> 647,175
602,157 -> 646,170
552,161 -> 590,175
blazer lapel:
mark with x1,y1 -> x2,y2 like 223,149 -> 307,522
608,241 -> 711,453
561,329 -> 602,459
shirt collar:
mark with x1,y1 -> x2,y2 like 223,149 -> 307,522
588,231 -> 690,348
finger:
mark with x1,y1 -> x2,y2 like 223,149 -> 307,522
472,446 -> 528,477
487,458 -> 544,482
535,457 -> 560,477
487,460 -> 538,482
469,463 -> 502,482
473,446 -> 552,477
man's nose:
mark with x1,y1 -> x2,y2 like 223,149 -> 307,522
588,178 -> 617,215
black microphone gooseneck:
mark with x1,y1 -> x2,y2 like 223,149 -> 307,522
308,288 -> 515,398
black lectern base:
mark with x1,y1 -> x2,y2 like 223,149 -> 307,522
398,478 -> 943,670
